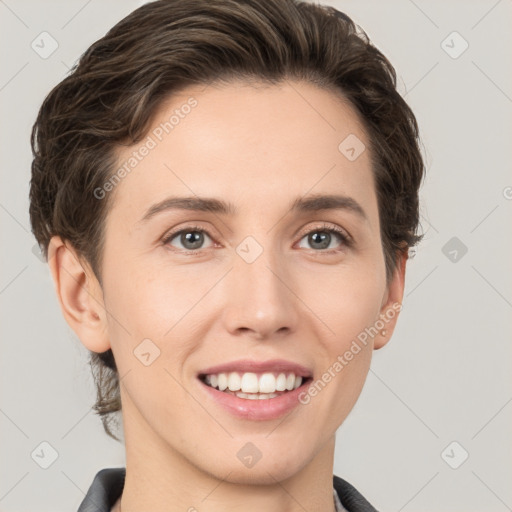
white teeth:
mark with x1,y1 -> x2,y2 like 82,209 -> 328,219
217,373 -> 228,391
225,390 -> 279,400
276,373 -> 287,391
227,372 -> 241,391
240,372 -> 259,393
203,371 -> 305,394
258,373 -> 276,394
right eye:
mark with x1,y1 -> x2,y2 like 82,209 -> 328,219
162,225 -> 216,253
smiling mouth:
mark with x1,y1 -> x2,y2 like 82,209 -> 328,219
198,371 -> 312,400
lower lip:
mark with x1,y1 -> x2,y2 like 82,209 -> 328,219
198,378 -> 312,421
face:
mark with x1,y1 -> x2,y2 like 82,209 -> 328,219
53,80 -> 405,485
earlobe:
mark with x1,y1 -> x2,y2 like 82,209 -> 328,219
47,236 -> 111,353
374,250 -> 407,350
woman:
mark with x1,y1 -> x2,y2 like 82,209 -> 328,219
29,0 -> 425,510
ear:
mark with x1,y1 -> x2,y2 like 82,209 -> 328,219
47,236 -> 111,353
373,250 -> 407,350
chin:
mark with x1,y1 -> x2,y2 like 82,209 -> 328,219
202,447 -> 309,486
219,464 -> 303,486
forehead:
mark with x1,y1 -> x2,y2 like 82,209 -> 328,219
107,80 -> 377,226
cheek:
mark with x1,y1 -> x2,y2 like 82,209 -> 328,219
102,259 -> 221,409
301,257 -> 384,409
103,263 -> 201,424
105,259 -> 210,339
307,260 -> 386,342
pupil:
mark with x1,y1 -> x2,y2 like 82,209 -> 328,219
310,232 -> 330,249
183,231 -> 203,250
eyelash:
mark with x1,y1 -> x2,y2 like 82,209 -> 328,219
161,223 -> 353,255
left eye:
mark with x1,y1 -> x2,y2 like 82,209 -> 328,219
297,228 -> 349,251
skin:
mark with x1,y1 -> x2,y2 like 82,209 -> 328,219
48,80 -> 406,512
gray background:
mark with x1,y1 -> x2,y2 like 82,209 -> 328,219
1,0 -> 511,510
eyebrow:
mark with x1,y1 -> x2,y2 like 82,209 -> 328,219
138,193 -> 368,223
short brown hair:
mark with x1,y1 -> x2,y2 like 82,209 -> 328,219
29,0 -> 425,441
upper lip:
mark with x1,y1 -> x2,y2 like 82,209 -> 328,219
198,359 -> 313,378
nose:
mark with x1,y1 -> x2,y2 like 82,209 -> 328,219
221,246 -> 300,340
